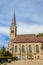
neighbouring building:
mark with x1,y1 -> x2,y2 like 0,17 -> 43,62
8,12 -> 43,60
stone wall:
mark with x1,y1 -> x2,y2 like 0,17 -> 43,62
13,42 -> 42,60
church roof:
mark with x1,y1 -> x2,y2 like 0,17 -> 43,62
37,36 -> 43,42
37,36 -> 43,49
14,34 -> 39,43
13,34 -> 43,49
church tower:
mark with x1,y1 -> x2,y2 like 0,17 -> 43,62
10,12 -> 17,41
8,12 -> 17,53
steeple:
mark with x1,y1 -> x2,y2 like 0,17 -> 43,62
11,11 -> 16,26
10,11 -> 17,41
8,11 -> 17,54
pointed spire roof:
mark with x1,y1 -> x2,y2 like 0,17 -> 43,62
12,11 -> 16,25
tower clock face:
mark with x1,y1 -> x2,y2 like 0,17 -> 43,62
11,30 -> 14,33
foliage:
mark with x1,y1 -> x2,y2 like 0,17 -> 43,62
0,46 -> 12,57
0,46 -> 6,56
37,33 -> 43,36
4,51 -> 12,57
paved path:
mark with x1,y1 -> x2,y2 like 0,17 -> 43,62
2,60 -> 43,65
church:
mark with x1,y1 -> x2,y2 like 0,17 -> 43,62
8,12 -> 43,60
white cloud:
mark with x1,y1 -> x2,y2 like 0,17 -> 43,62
0,26 -> 9,36
1,22 -> 43,38
17,22 -> 43,34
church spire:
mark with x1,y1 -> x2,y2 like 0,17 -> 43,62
10,11 -> 17,41
11,11 -> 16,25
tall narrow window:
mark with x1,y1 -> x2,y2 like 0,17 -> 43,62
29,45 -> 32,52
22,45 -> 25,53
36,45 -> 39,53
15,45 -> 17,52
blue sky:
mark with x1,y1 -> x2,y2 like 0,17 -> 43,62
0,0 -> 43,48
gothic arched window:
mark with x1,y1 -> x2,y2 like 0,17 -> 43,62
36,45 -> 39,53
22,45 -> 25,53
15,45 -> 17,52
29,45 -> 32,52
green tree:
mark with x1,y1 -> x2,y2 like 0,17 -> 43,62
0,46 -> 12,57
37,33 -> 43,36
4,51 -> 12,57
0,46 -> 6,56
